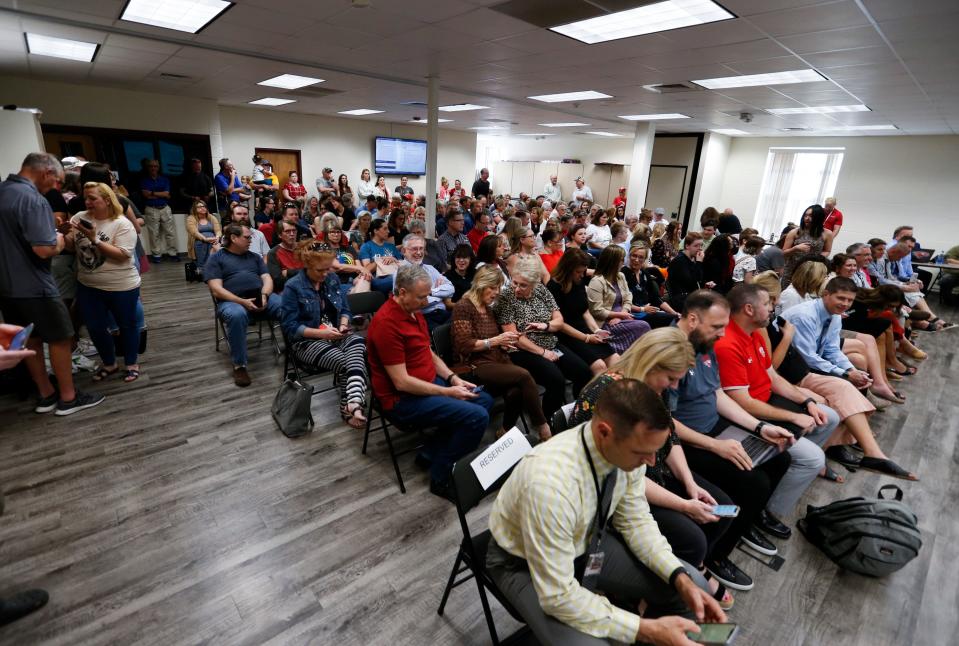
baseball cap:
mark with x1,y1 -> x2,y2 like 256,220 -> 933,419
61,156 -> 87,170
654,207 -> 666,215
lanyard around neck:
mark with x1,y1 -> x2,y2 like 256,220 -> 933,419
580,426 -> 614,544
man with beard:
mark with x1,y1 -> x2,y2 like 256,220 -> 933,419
671,290 -> 792,592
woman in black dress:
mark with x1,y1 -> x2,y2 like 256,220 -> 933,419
667,231 -> 708,311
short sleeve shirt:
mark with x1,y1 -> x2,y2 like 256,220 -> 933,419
367,296 -> 435,410
0,174 -> 59,298
71,213 -> 140,291
714,319 -> 772,402
673,349 -> 722,433
823,208 -> 843,232
732,255 -> 757,282
493,283 -> 559,349
203,249 -> 266,296
141,175 -> 171,207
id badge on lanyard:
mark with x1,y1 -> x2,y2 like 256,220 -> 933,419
580,427 -> 615,591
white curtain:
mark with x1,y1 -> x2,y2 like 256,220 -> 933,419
753,149 -> 844,240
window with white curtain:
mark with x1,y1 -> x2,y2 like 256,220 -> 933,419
753,148 -> 844,239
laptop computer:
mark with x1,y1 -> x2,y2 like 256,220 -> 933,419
716,426 -> 785,467
912,248 -> 935,263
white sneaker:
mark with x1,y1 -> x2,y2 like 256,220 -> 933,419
72,352 -> 98,372
77,338 -> 99,357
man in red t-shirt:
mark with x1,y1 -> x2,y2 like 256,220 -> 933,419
713,284 -> 839,532
822,197 -> 843,237
468,211 -> 492,254
366,263 -> 493,499
612,186 -> 627,209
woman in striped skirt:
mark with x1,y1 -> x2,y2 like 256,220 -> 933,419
280,240 -> 368,428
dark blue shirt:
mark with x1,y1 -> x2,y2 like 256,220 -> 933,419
141,175 -> 171,208
0,174 -> 59,298
204,248 -> 267,297
673,349 -> 722,433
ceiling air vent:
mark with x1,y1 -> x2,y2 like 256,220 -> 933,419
160,72 -> 192,80
285,86 -> 342,99
643,82 -> 699,94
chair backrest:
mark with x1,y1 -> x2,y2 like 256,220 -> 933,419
450,438 -> 530,516
551,402 -> 576,434
348,290 -> 386,317
431,322 -> 454,365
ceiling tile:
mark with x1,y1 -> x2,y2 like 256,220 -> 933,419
777,25 -> 886,54
745,1 -> 870,38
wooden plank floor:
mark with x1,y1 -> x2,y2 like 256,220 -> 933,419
0,262 -> 956,646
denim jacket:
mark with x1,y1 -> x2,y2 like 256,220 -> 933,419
280,270 -> 352,341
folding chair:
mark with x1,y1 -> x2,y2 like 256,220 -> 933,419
437,444 -> 532,646
282,331 -> 338,396
347,290 -> 386,324
550,402 -> 577,435
212,292 -> 282,361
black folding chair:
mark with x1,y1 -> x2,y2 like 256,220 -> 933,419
211,292 -> 281,361
550,402 -> 576,435
282,331 -> 337,396
347,290 -> 386,324
437,445 -> 532,645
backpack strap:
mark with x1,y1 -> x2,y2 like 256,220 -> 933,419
877,484 -> 903,501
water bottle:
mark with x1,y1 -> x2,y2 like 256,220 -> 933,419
936,253 -> 945,265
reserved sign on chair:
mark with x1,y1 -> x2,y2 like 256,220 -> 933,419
470,427 -> 532,490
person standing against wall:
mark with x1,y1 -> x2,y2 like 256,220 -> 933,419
140,159 -> 178,263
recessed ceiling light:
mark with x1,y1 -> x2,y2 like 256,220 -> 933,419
409,118 -> 453,124
551,0 -> 734,45
249,98 -> 296,106
470,126 -> 506,130
824,124 -> 898,131
438,104 -> 489,112
338,108 -> 384,116
619,113 -> 690,120
528,91 -> 612,103
711,129 -> 749,136
585,131 -> 624,137
538,122 -> 591,127
767,104 -> 871,115
516,133 -> 555,136
258,74 -> 324,89
693,69 -> 825,89
25,33 -> 99,62
120,0 -> 233,33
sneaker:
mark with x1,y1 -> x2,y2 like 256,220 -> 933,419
55,391 -> 105,416
150,255 -> 163,263
0,589 -> 49,626
741,527 -> 778,556
233,366 -> 252,387
34,392 -> 59,414
705,556 -> 754,592
77,338 -> 99,357
755,509 -> 792,539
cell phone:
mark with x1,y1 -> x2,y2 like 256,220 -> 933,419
712,505 -> 740,518
594,329 -> 611,340
552,349 -> 564,358
8,323 -> 34,350
472,385 -> 485,394
687,623 -> 739,645
253,294 -> 263,308
79,219 -> 94,230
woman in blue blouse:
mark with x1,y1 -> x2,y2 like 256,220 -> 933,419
359,218 -> 403,293
281,241 -> 368,428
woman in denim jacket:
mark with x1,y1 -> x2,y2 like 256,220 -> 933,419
281,241 -> 368,428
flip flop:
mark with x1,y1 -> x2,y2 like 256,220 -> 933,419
857,457 -> 919,481
885,370 -> 902,381
92,365 -> 119,381
818,465 -> 845,483
887,365 -> 917,376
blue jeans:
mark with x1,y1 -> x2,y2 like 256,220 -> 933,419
388,377 -> 493,483
216,294 -> 282,367
371,276 -> 394,294
76,284 -> 141,366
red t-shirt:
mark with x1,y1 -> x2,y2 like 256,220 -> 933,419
540,249 -> 564,274
468,227 -> 489,254
613,196 -> 626,208
274,246 -> 302,271
823,208 -> 843,231
714,318 -> 772,402
366,296 -> 436,410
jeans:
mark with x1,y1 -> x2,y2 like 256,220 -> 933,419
388,377 -> 493,484
216,294 -> 282,367
371,276 -> 394,294
76,284 -> 141,366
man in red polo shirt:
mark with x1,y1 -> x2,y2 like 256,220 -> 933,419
713,283 -> 840,536
822,197 -> 843,237
467,211 -> 491,254
366,263 -> 493,499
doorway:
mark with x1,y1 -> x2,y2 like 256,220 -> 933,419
254,148 -> 302,199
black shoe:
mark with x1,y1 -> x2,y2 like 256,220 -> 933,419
54,391 -> 105,416
756,509 -> 792,540
151,255 -> 162,263
0,589 -> 49,626
429,479 -> 455,503
167,254 -> 181,262
413,452 -> 432,471
826,445 -> 862,469
705,557 -> 753,591
741,527 -> 778,556
34,391 -> 59,414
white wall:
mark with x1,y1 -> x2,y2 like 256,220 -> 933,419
719,135 -> 959,252
689,132 -> 731,231
0,109 -> 44,176
218,106 -> 476,202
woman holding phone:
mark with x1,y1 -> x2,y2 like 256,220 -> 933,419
587,245 -> 651,354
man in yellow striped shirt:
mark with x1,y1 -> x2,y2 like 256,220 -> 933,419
487,379 -> 725,645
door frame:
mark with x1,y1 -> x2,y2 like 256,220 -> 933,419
254,148 -> 303,180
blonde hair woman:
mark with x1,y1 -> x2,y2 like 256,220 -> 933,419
279,240 -> 368,428
69,182 -> 142,383
451,265 -> 550,440
569,327 -> 737,610
778,260 -> 827,314
185,200 -> 221,271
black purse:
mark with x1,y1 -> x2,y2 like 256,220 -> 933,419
184,261 -> 199,282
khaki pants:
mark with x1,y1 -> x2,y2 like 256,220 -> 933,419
144,205 -> 177,256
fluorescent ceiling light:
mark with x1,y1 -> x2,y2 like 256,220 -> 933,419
619,113 -> 690,120
249,97 -> 296,106
120,0 -> 233,33
409,118 -> 452,124
711,128 -> 748,136
824,124 -> 898,131
516,133 -> 555,136
338,109 -> 384,116
585,131 -> 623,137
767,104 -> 870,115
438,104 -> 489,112
693,69 -> 825,89
539,122 -> 590,127
25,33 -> 99,62
258,74 -> 324,89
528,91 -> 611,103
470,126 -> 506,130
551,0 -> 734,45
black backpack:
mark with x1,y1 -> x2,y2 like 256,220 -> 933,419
798,485 -> 921,577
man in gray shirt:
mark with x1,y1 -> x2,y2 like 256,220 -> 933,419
431,208 -> 469,273
315,167 -> 335,198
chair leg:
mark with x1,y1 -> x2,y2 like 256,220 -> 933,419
437,550 -> 463,616
474,574 -> 501,646
381,417 -> 406,494
362,399 -> 374,455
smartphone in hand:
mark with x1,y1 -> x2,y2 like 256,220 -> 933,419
712,505 -> 740,518
8,323 -> 34,350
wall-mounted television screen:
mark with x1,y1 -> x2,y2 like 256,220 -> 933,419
374,136 -> 427,176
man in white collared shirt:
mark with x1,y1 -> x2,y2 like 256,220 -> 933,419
571,177 -> 592,208
543,174 -> 562,203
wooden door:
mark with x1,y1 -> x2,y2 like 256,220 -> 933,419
43,133 -> 96,161
255,148 -> 301,198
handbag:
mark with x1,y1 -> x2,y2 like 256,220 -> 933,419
271,378 -> 315,438
374,255 -> 399,278
184,261 -> 199,282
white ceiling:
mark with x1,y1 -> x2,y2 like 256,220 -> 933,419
1,0 -> 958,137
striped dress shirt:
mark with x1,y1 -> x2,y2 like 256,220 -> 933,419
488,420 -> 683,642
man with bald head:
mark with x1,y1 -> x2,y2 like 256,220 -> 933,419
543,174 -> 562,203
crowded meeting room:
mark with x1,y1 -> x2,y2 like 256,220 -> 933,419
2,0 -> 959,644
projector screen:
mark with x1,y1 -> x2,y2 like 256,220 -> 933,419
374,137 -> 427,176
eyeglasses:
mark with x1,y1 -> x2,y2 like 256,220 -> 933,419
241,235 -> 253,240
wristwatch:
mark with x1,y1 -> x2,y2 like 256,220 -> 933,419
754,421 -> 766,435
802,397 -> 817,408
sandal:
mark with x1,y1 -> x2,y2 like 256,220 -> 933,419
885,370 -> 902,381
818,465 -> 845,484
887,365 -> 917,377
703,571 -> 735,610
92,365 -> 119,381
341,402 -> 367,429
871,388 -> 905,404
123,369 -> 140,383
857,457 -> 919,481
